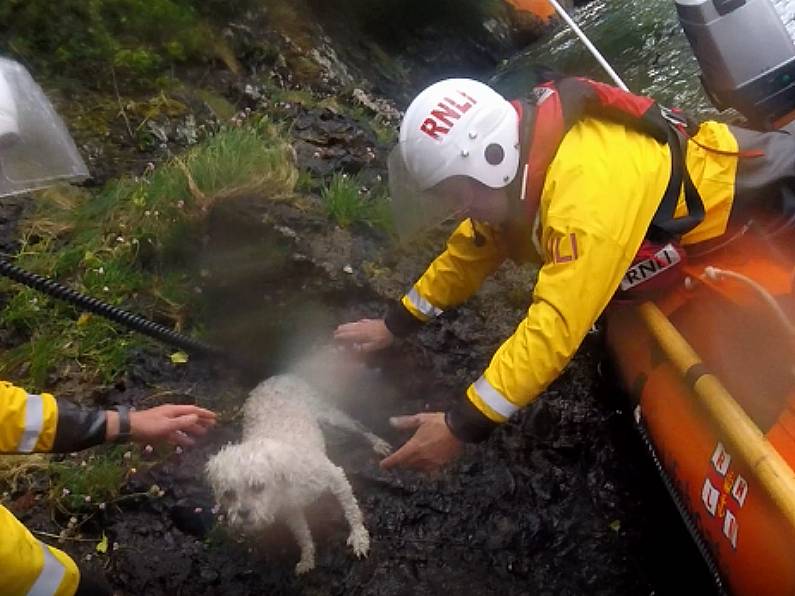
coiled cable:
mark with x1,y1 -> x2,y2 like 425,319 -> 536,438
0,259 -> 221,357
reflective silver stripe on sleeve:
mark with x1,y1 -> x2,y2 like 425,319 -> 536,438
405,288 -> 443,319
473,376 -> 519,419
17,394 -> 45,453
27,542 -> 66,596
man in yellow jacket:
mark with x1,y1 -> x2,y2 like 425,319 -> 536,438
0,57 -> 217,595
335,76 -> 794,472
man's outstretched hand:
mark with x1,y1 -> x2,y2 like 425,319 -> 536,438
334,318 -> 394,353
107,404 -> 217,447
380,412 -> 463,473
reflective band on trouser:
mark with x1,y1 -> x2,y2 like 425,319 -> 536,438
473,376 -> 519,420
27,542 -> 66,596
406,288 -> 443,319
17,394 -> 44,453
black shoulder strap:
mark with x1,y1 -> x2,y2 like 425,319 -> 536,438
648,126 -> 705,240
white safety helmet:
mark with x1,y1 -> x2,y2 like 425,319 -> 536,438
388,78 -> 520,238
0,57 -> 89,197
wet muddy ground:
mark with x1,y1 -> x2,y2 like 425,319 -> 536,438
4,188 -> 720,595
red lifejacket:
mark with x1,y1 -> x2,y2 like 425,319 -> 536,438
491,77 -> 765,298
509,76 -> 709,242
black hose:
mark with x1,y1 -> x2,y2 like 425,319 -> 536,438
0,259 -> 222,357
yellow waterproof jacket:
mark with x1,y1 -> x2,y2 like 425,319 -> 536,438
0,381 -> 108,595
390,118 -> 738,437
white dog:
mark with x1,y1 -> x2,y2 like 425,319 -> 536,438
206,373 -> 390,574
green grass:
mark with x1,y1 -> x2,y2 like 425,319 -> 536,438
49,447 -> 139,513
320,173 -> 394,233
0,447 -> 147,515
0,118 -> 297,390
1,0 -> 259,87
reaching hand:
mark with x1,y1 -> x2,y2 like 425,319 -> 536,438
128,404 -> 217,448
334,318 -> 394,353
379,412 -> 463,473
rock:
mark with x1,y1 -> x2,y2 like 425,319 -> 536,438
199,567 -> 219,583
351,88 -> 402,123
175,115 -> 199,146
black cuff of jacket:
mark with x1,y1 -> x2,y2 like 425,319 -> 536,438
384,300 -> 424,338
445,399 -> 500,443
51,400 -> 107,452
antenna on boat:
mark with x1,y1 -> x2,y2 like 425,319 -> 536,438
546,0 -> 629,91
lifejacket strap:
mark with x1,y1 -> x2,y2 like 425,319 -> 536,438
650,127 -> 706,238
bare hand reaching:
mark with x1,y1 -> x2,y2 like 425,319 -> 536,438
106,404 -> 217,447
379,413 -> 463,473
334,318 -> 394,353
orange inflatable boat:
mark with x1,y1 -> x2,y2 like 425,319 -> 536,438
606,223 -> 795,594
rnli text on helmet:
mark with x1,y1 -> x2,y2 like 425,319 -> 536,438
420,91 -> 479,141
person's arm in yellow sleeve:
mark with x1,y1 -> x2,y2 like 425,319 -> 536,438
0,380 -> 217,454
445,221 -> 632,442
0,381 -> 107,454
383,218 -> 508,337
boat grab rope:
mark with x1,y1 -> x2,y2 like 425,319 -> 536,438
633,405 -> 727,595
